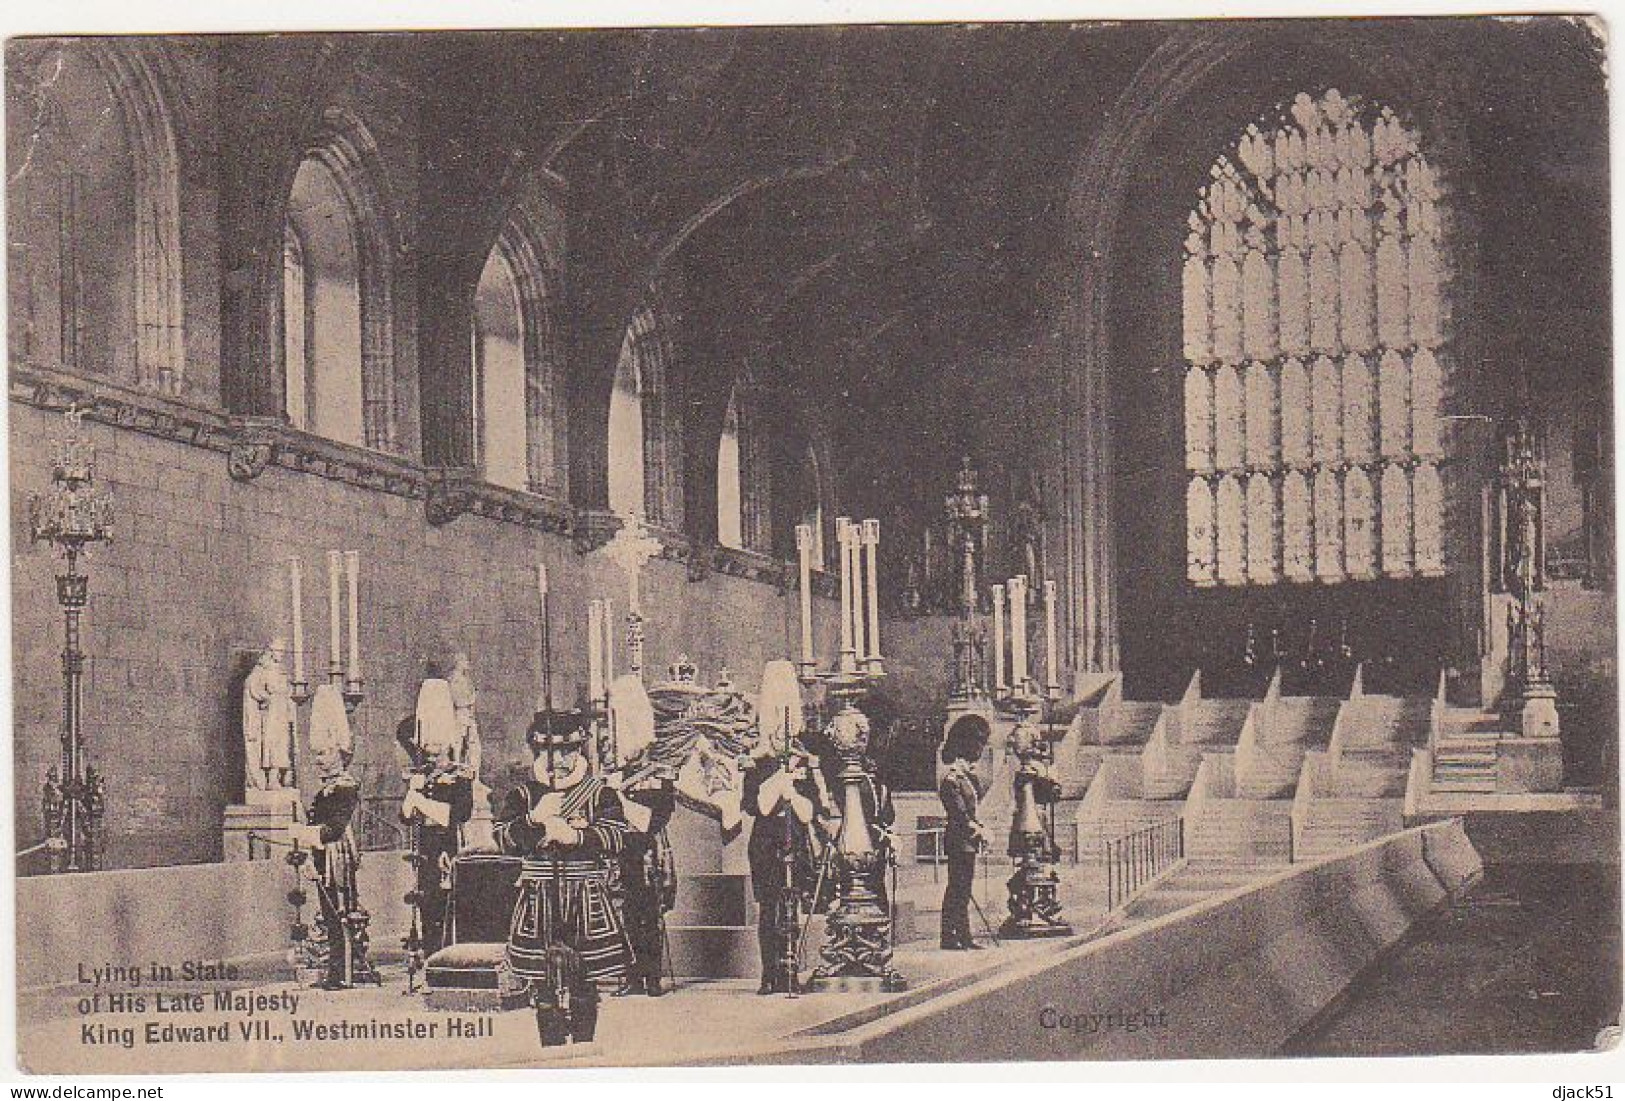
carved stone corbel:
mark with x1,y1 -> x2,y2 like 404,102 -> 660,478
226,416 -> 283,482
572,508 -> 624,555
686,541 -> 714,583
424,466 -> 479,526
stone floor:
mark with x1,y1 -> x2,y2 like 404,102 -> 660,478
20,866 -> 1119,1073
1283,862 -> 1621,1057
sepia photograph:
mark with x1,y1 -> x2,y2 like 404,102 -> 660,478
3,11 -> 1619,1074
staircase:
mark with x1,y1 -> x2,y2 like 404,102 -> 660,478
1099,701 -> 1166,748
1430,710 -> 1507,793
1184,755 -> 1295,863
1294,797 -> 1404,861
1234,696 -> 1340,799
1073,754 -> 1183,863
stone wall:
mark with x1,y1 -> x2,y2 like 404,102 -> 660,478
12,402 -> 842,869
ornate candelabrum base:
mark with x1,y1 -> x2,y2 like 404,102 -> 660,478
998,694 -> 1071,940
1001,823 -> 1072,940
807,852 -> 906,993
805,676 -> 906,994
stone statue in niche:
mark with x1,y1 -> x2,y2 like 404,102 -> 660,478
243,640 -> 297,794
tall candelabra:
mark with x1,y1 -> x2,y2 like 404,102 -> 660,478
793,514 -> 902,992
996,686 -> 1071,938
29,408 -> 114,873
802,665 -> 905,993
988,575 -> 1070,938
946,458 -> 989,702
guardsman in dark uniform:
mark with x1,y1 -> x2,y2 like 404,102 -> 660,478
294,705 -> 380,988
743,738 -> 823,994
616,779 -> 676,996
396,700 -> 476,957
495,711 -> 632,1045
938,739 -> 987,950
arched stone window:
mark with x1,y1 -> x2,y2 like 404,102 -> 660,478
796,439 -> 834,570
716,374 -> 772,553
607,304 -> 683,526
1183,89 -> 1446,587
282,225 -> 311,427
6,42 -> 184,393
471,249 -> 528,490
471,186 -> 567,495
282,108 -> 400,453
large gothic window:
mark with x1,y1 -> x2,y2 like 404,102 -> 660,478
797,441 -> 831,570
471,250 -> 528,490
282,109 -> 400,453
1183,90 -> 1447,588
607,304 -> 683,526
6,43 -> 185,394
471,184 -> 568,496
716,375 -> 772,553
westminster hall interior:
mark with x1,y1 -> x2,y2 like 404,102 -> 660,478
6,18 -> 1619,1068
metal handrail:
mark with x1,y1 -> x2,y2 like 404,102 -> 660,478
1104,816 -> 1184,912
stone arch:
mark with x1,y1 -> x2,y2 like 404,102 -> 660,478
606,294 -> 685,527
289,105 -> 403,453
88,44 -> 187,395
8,40 -> 185,394
1056,23 -> 1482,685
715,366 -> 773,554
491,179 -> 569,498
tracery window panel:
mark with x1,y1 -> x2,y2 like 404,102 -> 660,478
1187,477 -> 1218,586
1181,88 -> 1449,587
1216,476 -> 1247,585
1246,472 -> 1279,584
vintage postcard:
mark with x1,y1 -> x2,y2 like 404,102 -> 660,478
5,14 -> 1618,1073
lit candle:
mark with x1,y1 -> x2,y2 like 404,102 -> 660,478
603,597 -> 615,686
289,557 -> 305,685
849,522 -> 866,662
326,550 -> 342,677
862,519 -> 881,662
1010,575 -> 1028,690
1044,579 -> 1059,695
536,562 -> 549,600
587,599 -> 604,702
836,518 -> 855,667
992,583 -> 1006,692
795,524 -> 815,666
345,550 -> 361,683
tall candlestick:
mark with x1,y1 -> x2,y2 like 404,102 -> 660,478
992,583 -> 1006,692
862,519 -> 881,663
836,518 -> 855,669
289,557 -> 305,685
326,550 -> 343,677
1044,579 -> 1058,695
1010,575 -> 1029,691
847,523 -> 864,661
539,563 -> 554,712
587,599 -> 605,702
344,550 -> 361,683
796,523 -> 815,666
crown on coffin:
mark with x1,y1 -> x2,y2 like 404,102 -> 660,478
666,654 -> 697,684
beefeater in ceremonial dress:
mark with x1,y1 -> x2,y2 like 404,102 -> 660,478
495,709 -> 632,1045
